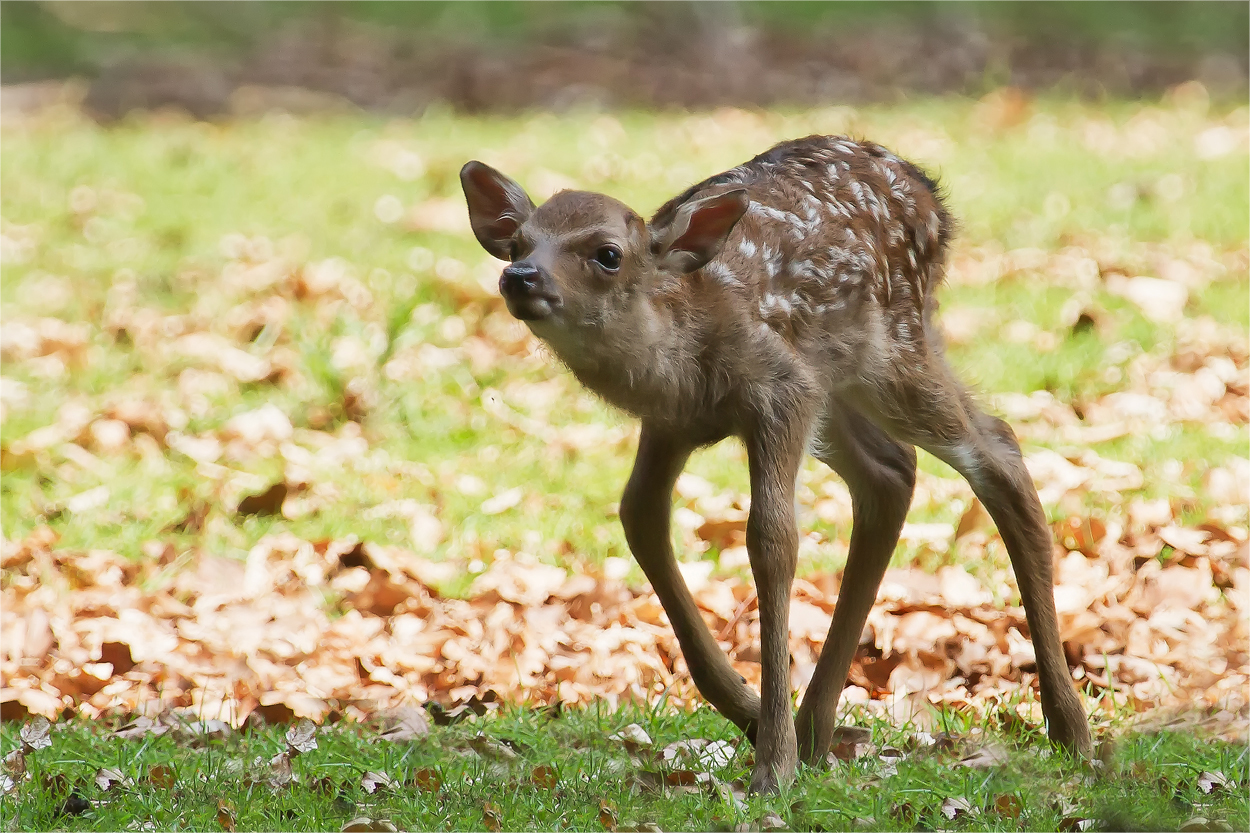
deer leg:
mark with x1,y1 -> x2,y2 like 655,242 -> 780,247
884,373 -> 1092,757
795,406 -> 916,765
620,422 -> 761,739
743,413 -> 809,793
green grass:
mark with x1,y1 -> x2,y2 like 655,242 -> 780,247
3,707 -> 1248,832
2,98 -> 1248,830
2,98 -> 1246,583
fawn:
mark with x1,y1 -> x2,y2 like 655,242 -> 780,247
461,135 -> 1092,793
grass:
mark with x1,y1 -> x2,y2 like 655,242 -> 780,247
1,96 -> 1247,830
3,707 -> 1248,832
2,97 -> 1246,581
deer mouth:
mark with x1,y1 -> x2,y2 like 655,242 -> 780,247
504,293 -> 560,321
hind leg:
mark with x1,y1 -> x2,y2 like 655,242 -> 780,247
868,364 -> 1092,756
795,405 -> 917,764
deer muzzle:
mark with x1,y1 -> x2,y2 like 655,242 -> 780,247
499,262 -> 560,321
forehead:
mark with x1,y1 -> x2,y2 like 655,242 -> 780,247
526,190 -> 639,237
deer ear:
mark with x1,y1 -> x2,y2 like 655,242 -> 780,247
460,161 -> 536,261
656,189 -> 749,273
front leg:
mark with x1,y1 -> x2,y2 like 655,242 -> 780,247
744,414 -> 809,793
620,422 -> 762,738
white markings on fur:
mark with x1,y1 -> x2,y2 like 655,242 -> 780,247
848,180 -> 870,213
704,261 -> 740,286
739,238 -> 758,258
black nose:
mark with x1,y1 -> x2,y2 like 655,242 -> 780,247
500,262 -> 541,297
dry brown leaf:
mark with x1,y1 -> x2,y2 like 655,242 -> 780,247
609,723 -> 653,752
285,718 -> 318,754
3,749 -> 26,779
268,752 -> 294,789
409,767 -> 441,793
826,726 -> 873,762
1180,818 -> 1235,832
940,796 -> 974,821
531,764 -> 558,789
468,735 -> 518,761
1196,770 -> 1230,795
376,705 -> 430,742
482,802 -> 503,832
20,716 -> 52,752
341,819 -> 398,833
759,812 -> 787,831
599,799 -> 620,831
95,767 -> 128,791
361,770 -> 396,795
958,743 -> 1009,769
216,799 -> 237,831
992,793 -> 1022,819
146,764 -> 176,790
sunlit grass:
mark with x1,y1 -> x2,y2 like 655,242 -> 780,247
1,97 -> 1246,579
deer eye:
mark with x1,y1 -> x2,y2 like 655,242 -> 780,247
593,245 -> 622,271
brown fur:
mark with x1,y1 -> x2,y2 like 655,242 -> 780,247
462,136 -> 1092,793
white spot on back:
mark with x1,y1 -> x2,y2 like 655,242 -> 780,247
704,261 -> 739,286
739,238 -> 758,258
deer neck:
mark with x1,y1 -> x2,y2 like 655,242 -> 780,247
544,290 -> 707,420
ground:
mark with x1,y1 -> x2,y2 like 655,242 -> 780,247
0,88 -> 1247,830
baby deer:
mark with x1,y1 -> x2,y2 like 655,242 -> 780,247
461,136 -> 1091,793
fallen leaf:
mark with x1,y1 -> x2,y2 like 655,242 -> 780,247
940,796 -> 973,821
609,723 -> 652,752
409,767 -> 441,793
285,718 -> 318,754
95,767 -> 128,791
468,734 -> 518,761
888,801 -> 918,823
147,764 -> 176,790
3,749 -> 26,779
599,799 -> 620,830
341,819 -> 397,833
992,793 -> 1022,820
531,764 -> 558,789
1180,818 -> 1234,832
361,771 -> 396,795
1196,770 -> 1229,795
660,738 -> 737,769
216,800 -> 237,831
958,743 -> 1009,768
268,752 -> 294,789
482,802 -> 503,832
19,716 -> 51,752
376,705 -> 430,742
759,812 -> 787,831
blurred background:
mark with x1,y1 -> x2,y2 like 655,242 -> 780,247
3,0 -> 1247,118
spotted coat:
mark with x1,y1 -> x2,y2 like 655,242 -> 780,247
652,135 -> 951,363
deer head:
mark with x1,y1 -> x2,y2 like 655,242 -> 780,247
460,161 -> 748,348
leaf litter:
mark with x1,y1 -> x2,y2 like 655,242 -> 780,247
0,100 -> 1246,778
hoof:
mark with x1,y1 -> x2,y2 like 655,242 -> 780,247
748,759 -> 795,795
